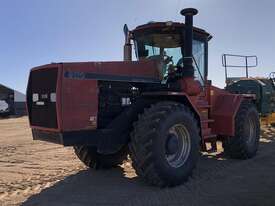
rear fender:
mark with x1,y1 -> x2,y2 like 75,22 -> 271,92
210,86 -> 245,136
96,98 -> 155,154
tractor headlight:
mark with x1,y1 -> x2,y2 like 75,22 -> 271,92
32,93 -> 39,102
50,93 -> 56,102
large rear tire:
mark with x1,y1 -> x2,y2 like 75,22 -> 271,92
129,102 -> 200,187
223,101 -> 260,159
74,145 -> 128,169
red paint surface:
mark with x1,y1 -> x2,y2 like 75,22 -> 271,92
28,61 -> 247,137
60,60 -> 160,132
179,77 -> 202,96
62,60 -> 160,79
142,81 -> 245,137
61,77 -> 98,132
209,85 -> 243,136
29,60 -> 161,132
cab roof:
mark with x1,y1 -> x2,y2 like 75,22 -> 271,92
133,21 -> 212,41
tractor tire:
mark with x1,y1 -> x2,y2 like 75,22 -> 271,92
74,145 -> 128,169
129,102 -> 200,187
223,101 -> 260,159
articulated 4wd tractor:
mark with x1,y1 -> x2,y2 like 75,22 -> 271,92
26,8 -> 260,187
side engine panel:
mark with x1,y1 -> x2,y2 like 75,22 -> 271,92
97,81 -> 138,129
61,75 -> 98,131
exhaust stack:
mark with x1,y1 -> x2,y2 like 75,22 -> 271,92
123,24 -> 132,61
180,8 -> 198,77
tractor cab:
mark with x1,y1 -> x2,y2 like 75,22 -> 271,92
124,21 -> 211,85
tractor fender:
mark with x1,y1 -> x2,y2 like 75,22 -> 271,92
210,90 -> 248,136
96,98 -> 155,154
97,92 -> 202,154
141,91 -> 202,129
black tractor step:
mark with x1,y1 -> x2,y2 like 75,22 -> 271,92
201,119 -> 214,123
197,104 -> 212,109
204,134 -> 217,139
202,128 -> 212,136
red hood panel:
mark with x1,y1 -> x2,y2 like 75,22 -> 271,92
62,60 -> 161,81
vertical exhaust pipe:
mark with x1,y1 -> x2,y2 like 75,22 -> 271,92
123,24 -> 132,61
180,8 -> 198,77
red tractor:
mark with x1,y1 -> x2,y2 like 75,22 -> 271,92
26,8 -> 260,187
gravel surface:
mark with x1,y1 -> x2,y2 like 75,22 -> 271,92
0,117 -> 275,206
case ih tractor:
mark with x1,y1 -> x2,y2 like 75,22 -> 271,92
222,54 -> 275,125
26,8 -> 260,187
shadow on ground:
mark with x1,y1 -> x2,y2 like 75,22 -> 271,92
0,114 -> 26,119
22,128 -> 275,206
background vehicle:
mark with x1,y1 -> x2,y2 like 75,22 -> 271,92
0,100 -> 9,116
0,83 -> 27,116
26,8 -> 260,187
223,54 -> 275,125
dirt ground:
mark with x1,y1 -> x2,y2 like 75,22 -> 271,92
0,117 -> 275,206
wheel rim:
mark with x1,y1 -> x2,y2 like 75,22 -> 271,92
165,124 -> 191,168
245,116 -> 256,144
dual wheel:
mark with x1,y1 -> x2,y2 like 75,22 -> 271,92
74,101 -> 260,187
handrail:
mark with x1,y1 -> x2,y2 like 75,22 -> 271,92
222,54 -> 258,68
222,54 -> 258,85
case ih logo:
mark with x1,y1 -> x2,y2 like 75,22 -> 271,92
64,71 -> 85,79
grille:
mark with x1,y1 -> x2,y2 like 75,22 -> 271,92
27,68 -> 58,128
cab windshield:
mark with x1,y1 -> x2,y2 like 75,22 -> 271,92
134,31 -> 205,83
134,32 -> 182,77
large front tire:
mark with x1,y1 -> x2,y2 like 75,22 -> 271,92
74,145 -> 128,169
223,101 -> 260,159
129,102 -> 200,187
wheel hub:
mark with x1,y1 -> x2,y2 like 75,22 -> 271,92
166,134 -> 180,155
245,116 -> 256,144
165,124 -> 191,168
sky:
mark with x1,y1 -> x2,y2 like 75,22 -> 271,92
1,0 -> 275,93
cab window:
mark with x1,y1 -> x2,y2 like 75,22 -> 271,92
134,31 -> 206,84
193,40 -> 206,84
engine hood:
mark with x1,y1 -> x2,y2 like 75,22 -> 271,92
28,60 -> 162,132
45,60 -> 163,83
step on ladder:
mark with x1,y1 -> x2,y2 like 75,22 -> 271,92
197,99 -> 217,152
